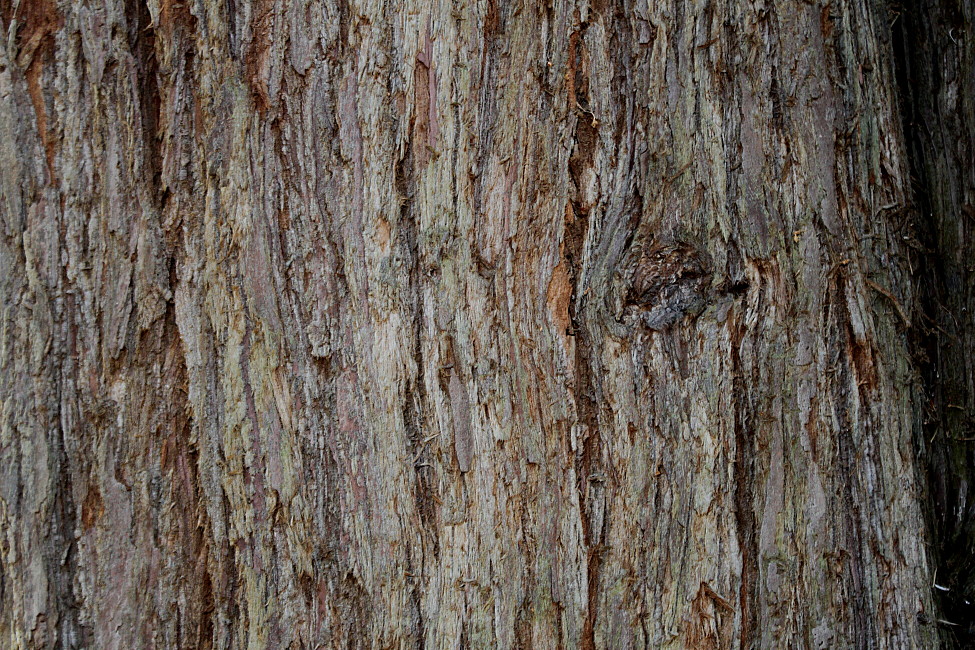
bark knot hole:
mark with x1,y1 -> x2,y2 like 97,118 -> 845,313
625,241 -> 711,331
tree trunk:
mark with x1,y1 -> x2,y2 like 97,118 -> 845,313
895,0 -> 975,642
0,0 -> 969,647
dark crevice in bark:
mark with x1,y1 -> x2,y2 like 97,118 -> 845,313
219,492 -> 241,646
565,19 -> 606,649
471,0 -> 510,232
404,324 -> 439,558
397,149 -> 440,560
337,0 -> 350,58
124,0 -> 162,204
159,290 -> 216,649
225,0 -> 238,59
411,42 -> 434,172
197,568 -> 215,650
0,553 -> 5,614
337,574 -> 371,650
44,201 -> 89,649
729,318 -> 757,650
513,590 -> 533,648
404,549 -> 426,649
244,0 -> 275,113
569,217 -> 602,650
891,0 -> 975,644
46,405 -> 91,649
827,271 -> 876,647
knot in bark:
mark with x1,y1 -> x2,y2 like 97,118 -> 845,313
626,242 -> 711,330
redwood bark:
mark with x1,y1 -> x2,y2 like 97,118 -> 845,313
895,0 -> 975,644
0,0 -> 967,648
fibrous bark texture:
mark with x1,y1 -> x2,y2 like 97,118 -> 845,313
0,0 -> 967,647
894,0 -> 975,644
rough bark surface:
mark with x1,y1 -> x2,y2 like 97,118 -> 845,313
0,0 -> 963,647
894,0 -> 975,644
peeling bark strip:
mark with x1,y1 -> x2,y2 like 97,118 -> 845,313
1,0 -> 969,647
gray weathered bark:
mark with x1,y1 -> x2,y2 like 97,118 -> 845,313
0,0 -> 969,647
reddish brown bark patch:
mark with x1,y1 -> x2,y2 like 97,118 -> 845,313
245,0 -> 275,112
4,0 -> 60,54
412,28 -> 439,169
81,484 -> 104,531
684,582 -> 735,649
158,0 -> 194,25
10,0 -> 62,179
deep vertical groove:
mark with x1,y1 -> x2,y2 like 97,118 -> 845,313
828,273 -> 876,647
124,0 -> 162,202
47,402 -> 88,648
730,319 -> 757,650
563,13 -> 604,646
891,0 -> 975,643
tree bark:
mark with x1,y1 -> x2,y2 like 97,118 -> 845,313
894,0 -> 975,643
0,0 -> 968,647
